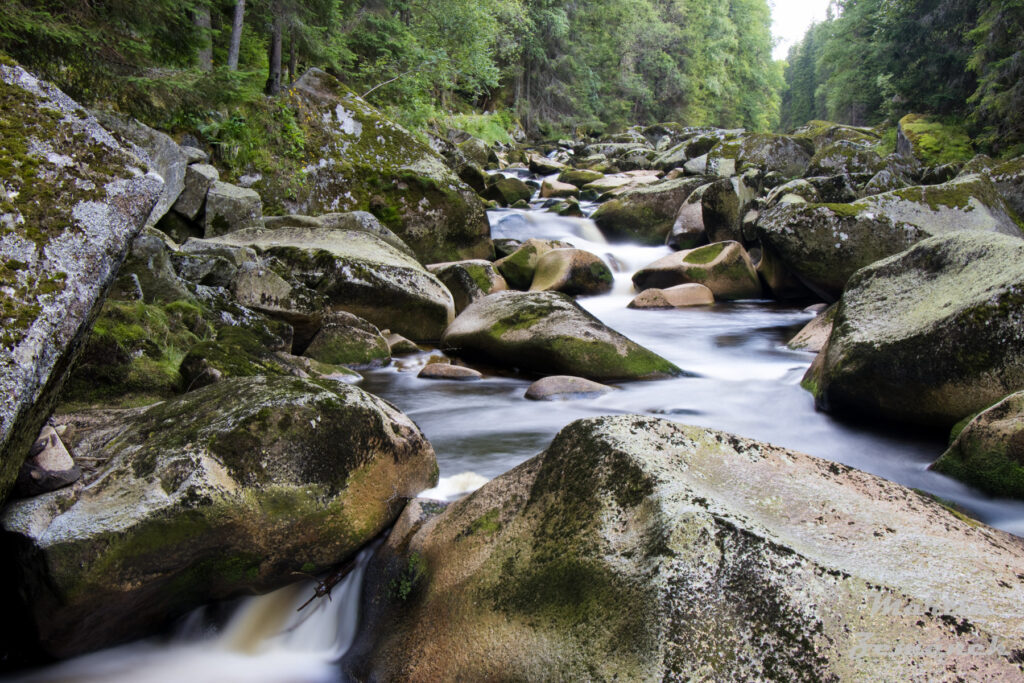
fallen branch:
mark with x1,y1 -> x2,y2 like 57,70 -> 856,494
296,557 -> 358,611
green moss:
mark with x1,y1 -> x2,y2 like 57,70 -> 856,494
684,243 -> 726,265
899,114 -> 974,166
547,336 -> 680,381
820,202 -> 864,219
466,508 -> 501,536
389,551 -> 427,602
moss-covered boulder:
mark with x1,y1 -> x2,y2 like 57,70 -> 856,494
591,177 -> 707,244
0,63 -> 163,505
990,156 -> 1024,220
1,376 -> 437,657
808,231 -> 1024,427
427,259 -> 508,314
441,291 -> 680,381
633,241 -> 762,301
756,174 -> 1021,299
540,179 -> 579,199
484,176 -> 534,206
343,416 -> 1024,681
557,169 -> 604,188
303,311 -> 390,368
529,248 -> 613,296
493,238 -> 572,290
178,313 -> 295,391
931,391 -> 1024,499
248,68 -> 490,264
897,114 -> 974,167
807,140 -> 886,178
198,226 -> 455,341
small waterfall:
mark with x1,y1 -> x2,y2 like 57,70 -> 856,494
13,544 -> 377,683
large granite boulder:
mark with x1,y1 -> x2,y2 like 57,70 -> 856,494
735,133 -> 813,178
806,231 -> 1024,427
204,181 -> 263,237
1,376 -> 437,657
249,69 -> 490,263
427,259 -> 507,314
806,141 -> 886,178
990,156 -> 1024,220
197,226 -> 455,341
756,174 -> 1022,299
0,63 -> 162,504
344,416 -> 1024,681
931,391 -> 1024,500
529,249 -> 614,296
493,238 -> 573,290
441,291 -> 680,381
591,177 -> 706,244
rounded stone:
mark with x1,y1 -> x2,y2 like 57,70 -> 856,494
524,375 -> 614,400
628,284 -> 715,309
418,364 -> 483,381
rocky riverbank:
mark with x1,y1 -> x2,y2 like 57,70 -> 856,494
2,57 -> 1024,678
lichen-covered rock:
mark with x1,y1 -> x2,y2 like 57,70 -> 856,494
0,63 -> 162,504
808,231 -> 1024,427
756,174 -> 1022,299
172,163 -> 219,221
734,133 -> 813,178
94,112 -> 187,228
897,114 -> 974,167
765,179 -> 819,207
931,391 -> 1024,500
527,153 -> 567,175
990,156 -> 1024,220
1,376 -> 438,657
14,425 -> 80,498
198,226 -> 455,341
427,259 -> 507,314
248,69 -> 491,264
592,177 -> 707,244
110,227 -> 193,304
343,416 -> 1024,681
627,283 -> 715,309
303,311 -> 390,367
862,168 -> 908,197
529,249 -> 613,296
204,181 -> 263,237
493,238 -> 573,290
807,140 -> 885,178
633,241 -> 761,301
441,291 -> 680,381
524,375 -> 614,400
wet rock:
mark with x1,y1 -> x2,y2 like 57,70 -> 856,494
0,63 -> 162,504
1,376 -> 437,658
14,425 -> 80,497
418,363 -> 483,381
204,181 -> 263,237
787,304 -> 836,353
807,231 -> 1024,427
428,259 -> 508,314
529,249 -> 613,297
494,238 -> 573,290
633,241 -> 762,301
344,416 -> 1024,681
627,284 -> 715,309
524,375 -> 614,400
442,291 -> 681,381
172,163 -> 219,221
199,227 -> 455,341
592,177 -> 708,245
303,311 -> 390,367
931,391 -> 1024,500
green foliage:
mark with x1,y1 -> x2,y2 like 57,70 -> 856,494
445,112 -> 517,145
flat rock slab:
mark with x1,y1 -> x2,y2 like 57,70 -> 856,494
418,364 -> 483,381
524,375 -> 614,400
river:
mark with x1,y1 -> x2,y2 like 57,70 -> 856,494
13,183 -> 1024,682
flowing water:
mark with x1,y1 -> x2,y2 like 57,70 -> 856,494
13,183 -> 1024,681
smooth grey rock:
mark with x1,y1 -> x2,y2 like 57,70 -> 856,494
418,363 -> 483,381
524,375 -> 614,400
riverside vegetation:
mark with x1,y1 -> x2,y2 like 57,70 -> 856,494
3,1 -> 1024,680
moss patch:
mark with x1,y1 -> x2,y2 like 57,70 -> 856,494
899,114 -> 974,166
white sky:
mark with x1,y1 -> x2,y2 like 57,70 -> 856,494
771,0 -> 833,60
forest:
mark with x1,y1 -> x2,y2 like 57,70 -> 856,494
1,1 -> 1021,155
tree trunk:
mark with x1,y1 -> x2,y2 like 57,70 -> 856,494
227,0 -> 246,71
194,6 -> 213,71
265,2 -> 283,95
288,27 -> 297,85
